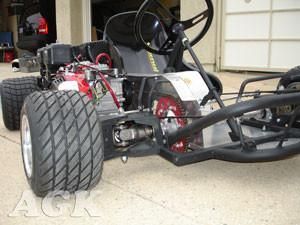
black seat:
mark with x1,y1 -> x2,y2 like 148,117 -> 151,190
86,41 -> 109,62
102,11 -> 223,95
104,11 -> 169,74
72,40 -> 124,72
72,41 -> 108,62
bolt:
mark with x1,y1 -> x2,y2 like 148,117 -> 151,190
121,156 -> 128,164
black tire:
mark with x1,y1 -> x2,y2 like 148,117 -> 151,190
21,91 -> 104,197
278,66 -> 300,88
1,76 -> 40,130
275,66 -> 300,126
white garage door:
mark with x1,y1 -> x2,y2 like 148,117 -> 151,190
222,0 -> 300,72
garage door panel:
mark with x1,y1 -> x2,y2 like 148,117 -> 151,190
222,0 -> 300,72
226,0 -> 270,13
224,42 -> 269,68
225,14 -> 270,39
272,11 -> 300,39
273,0 -> 300,10
271,41 -> 300,69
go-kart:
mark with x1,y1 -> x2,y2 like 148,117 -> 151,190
2,0 -> 300,197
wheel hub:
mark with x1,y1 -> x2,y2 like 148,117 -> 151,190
154,96 -> 188,152
21,114 -> 33,179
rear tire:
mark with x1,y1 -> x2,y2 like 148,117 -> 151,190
1,76 -> 40,130
278,66 -> 300,88
21,91 -> 104,197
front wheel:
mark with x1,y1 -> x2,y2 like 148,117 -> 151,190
21,91 -> 104,197
275,66 -> 300,126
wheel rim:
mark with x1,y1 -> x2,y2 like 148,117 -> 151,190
21,114 -> 33,179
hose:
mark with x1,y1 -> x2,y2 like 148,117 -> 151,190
98,72 -> 121,109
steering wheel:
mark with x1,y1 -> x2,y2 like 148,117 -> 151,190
134,0 -> 214,55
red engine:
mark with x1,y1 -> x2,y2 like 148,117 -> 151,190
55,52 -> 121,109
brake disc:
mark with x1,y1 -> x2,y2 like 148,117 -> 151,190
153,95 -> 188,152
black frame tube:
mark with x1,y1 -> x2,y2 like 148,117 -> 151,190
178,30 -> 241,138
237,74 -> 284,102
168,92 -> 300,145
162,130 -> 300,166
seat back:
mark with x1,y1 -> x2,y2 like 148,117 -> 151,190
104,11 -> 168,74
72,40 -> 124,72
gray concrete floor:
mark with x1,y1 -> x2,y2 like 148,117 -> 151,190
0,63 -> 299,225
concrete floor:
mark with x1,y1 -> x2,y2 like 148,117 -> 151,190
0,63 -> 299,225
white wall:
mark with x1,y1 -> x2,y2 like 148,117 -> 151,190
55,0 -> 84,45
222,0 -> 300,72
181,0 -> 219,72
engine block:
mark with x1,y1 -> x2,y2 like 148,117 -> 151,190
95,77 -> 125,115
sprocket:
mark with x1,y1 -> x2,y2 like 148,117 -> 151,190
153,95 -> 188,153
